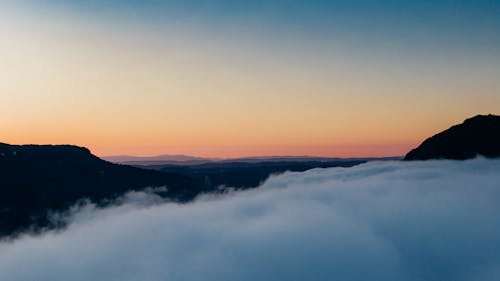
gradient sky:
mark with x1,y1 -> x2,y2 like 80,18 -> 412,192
0,0 -> 499,157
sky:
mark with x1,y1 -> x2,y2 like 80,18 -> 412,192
0,0 -> 499,157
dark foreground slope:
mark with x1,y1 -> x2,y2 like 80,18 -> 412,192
404,114 -> 500,160
0,143 -> 201,237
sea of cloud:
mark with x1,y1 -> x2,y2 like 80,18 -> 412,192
0,158 -> 499,281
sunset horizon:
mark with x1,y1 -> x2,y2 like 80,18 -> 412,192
1,1 -> 499,280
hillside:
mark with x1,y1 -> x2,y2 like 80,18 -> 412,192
0,143 -> 200,237
404,114 -> 500,160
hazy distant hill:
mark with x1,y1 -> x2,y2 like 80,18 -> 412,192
0,143 -> 201,237
102,154 -> 216,165
404,114 -> 500,160
104,154 -> 398,166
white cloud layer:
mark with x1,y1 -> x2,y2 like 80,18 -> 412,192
1,159 -> 500,281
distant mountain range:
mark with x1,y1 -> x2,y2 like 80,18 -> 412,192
405,114 -> 500,160
102,154 -> 216,165
103,154 -> 400,166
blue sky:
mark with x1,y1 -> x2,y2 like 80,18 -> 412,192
33,0 -> 499,51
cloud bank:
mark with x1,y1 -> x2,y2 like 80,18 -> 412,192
1,159 -> 500,281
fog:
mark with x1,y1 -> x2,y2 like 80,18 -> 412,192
1,159 -> 499,281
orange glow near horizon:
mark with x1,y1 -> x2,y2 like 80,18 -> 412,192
0,138 -> 416,158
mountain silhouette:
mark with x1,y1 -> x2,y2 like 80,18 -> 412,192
404,114 -> 500,160
0,143 -> 201,237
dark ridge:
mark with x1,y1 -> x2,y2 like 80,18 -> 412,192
404,114 -> 500,161
149,160 -> 367,189
0,143 -> 202,237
